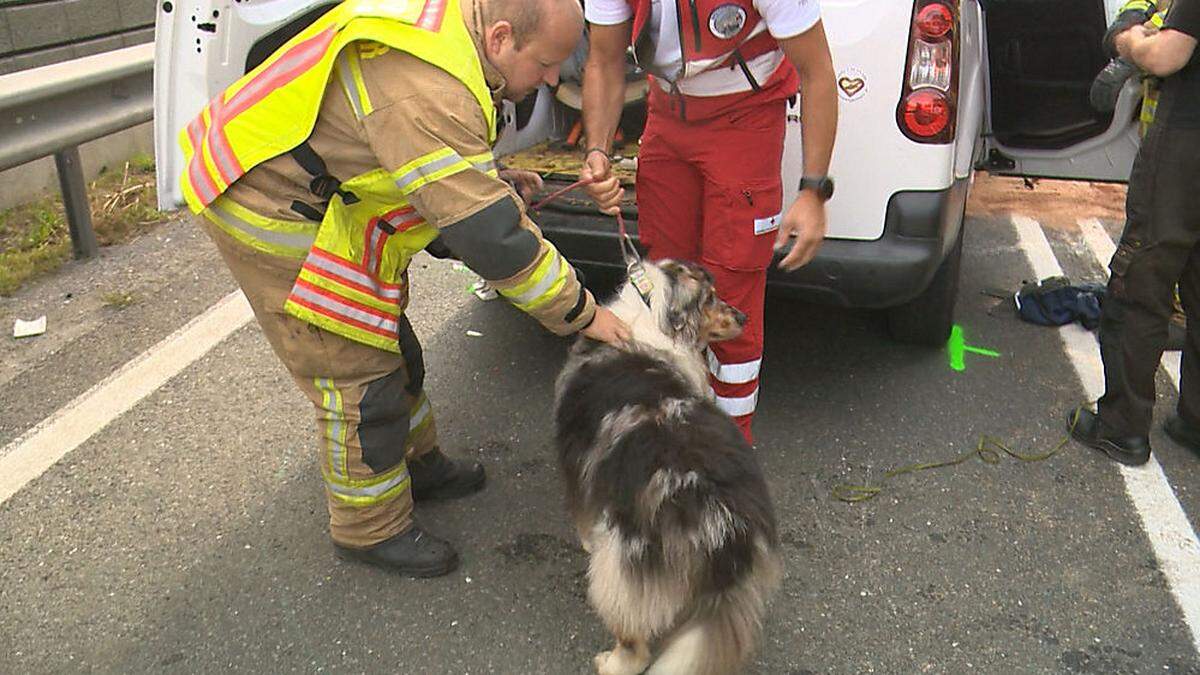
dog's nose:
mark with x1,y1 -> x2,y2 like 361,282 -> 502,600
734,309 -> 748,326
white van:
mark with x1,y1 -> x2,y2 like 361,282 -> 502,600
154,0 -> 1141,345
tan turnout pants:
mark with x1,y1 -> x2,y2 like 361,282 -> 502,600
200,217 -> 437,548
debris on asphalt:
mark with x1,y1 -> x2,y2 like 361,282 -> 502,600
13,316 -> 47,339
466,330 -> 483,338
471,279 -> 498,301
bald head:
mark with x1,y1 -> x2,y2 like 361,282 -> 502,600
480,0 -> 584,102
488,0 -> 583,48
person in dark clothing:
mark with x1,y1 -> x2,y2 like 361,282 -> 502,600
1069,0 -> 1200,465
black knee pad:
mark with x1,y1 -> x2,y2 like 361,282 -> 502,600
359,369 -> 412,473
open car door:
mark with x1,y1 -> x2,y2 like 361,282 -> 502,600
980,0 -> 1142,182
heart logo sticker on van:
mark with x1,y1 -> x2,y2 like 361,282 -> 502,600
840,77 -> 868,99
836,68 -> 868,102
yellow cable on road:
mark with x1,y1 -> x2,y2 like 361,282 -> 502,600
832,407 -> 1084,503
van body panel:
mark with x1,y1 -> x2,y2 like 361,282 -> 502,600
791,0 -> 956,242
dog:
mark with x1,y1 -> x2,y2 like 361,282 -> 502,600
554,259 -> 783,675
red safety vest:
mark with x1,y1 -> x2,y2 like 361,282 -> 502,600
626,0 -> 799,120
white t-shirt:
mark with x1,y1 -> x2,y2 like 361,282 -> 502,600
585,0 -> 821,96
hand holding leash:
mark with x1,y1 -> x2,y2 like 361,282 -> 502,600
580,150 -> 624,216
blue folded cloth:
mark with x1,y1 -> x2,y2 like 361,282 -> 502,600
1014,276 -> 1107,330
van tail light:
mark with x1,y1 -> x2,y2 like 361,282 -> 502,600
898,0 -> 959,144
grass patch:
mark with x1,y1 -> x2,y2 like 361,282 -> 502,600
100,290 -> 138,309
0,152 -> 171,296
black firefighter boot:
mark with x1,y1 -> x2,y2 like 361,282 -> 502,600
408,448 -> 487,502
335,524 -> 460,577
1066,408 -> 1151,466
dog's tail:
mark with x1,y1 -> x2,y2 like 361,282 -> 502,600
646,548 -> 783,675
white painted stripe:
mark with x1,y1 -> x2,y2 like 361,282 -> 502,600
706,349 -> 762,385
1077,217 -> 1183,389
1015,215 -> 1200,653
715,388 -> 759,418
1078,217 -> 1117,266
1012,216 -> 1105,396
0,291 -> 254,506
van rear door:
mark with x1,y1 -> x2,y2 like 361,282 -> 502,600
980,0 -> 1141,182
153,0 -> 338,209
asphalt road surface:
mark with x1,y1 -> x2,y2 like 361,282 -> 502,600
1,176 -> 1198,674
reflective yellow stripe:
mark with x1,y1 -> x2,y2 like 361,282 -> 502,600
409,393 -> 432,433
202,198 -> 318,258
393,147 -> 474,194
502,248 -> 570,311
336,48 -> 373,118
324,463 -> 410,505
464,151 -> 499,176
315,377 -> 349,480
349,49 -> 373,116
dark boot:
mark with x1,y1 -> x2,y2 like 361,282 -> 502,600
409,449 -> 487,502
334,524 -> 459,577
1066,408 -> 1151,466
1164,415 -> 1200,457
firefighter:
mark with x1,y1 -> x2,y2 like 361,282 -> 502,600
177,0 -> 629,576
1090,0 -> 1173,136
1069,0 -> 1200,465
579,0 -> 837,443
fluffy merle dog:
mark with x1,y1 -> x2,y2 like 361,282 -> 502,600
554,259 -> 782,675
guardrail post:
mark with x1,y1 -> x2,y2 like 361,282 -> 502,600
54,146 -> 99,260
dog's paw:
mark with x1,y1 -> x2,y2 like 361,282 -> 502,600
593,651 -> 615,675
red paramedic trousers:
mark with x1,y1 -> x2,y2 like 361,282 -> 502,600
635,95 -> 788,443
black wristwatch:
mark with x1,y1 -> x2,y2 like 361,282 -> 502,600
799,175 -> 835,201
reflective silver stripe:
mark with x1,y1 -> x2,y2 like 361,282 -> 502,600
706,349 -> 762,385
364,223 -> 387,275
508,251 -> 564,306
336,52 -> 367,119
326,465 -> 410,499
472,158 -> 497,174
316,378 -> 348,480
715,388 -> 759,418
409,396 -> 432,431
305,253 -> 404,302
207,100 -> 241,184
394,151 -> 465,193
209,203 -> 316,251
291,285 -> 400,335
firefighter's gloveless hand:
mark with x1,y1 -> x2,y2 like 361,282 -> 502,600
775,190 -> 828,271
582,306 -> 632,345
581,151 -> 624,215
499,168 -> 544,205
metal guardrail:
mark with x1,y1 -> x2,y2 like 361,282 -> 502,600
0,44 -> 154,259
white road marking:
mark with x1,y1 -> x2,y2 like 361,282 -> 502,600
1015,215 -> 1200,654
0,290 -> 253,506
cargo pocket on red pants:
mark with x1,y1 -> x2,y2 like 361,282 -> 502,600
704,179 -> 783,272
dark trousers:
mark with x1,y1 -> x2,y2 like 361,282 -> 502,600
1097,124 -> 1200,437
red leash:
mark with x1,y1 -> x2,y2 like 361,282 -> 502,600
528,175 -> 653,304
529,177 -> 634,246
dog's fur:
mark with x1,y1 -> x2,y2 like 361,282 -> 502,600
554,259 -> 783,675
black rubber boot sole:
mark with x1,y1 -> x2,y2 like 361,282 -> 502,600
334,544 -> 460,578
